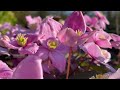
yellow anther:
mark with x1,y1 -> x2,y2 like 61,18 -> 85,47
76,30 -> 83,36
47,40 -> 58,49
16,33 -> 28,47
99,35 -> 106,40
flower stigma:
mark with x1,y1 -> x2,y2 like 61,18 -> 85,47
16,33 -> 28,47
47,40 -> 58,49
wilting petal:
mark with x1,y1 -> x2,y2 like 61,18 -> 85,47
95,40 -> 112,48
49,50 -> 66,73
58,28 -> 78,47
109,68 -> 120,79
19,43 -> 39,55
35,46 -> 49,61
0,60 -> 13,79
12,55 -> 43,79
63,11 -> 86,32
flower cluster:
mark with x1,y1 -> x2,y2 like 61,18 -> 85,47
0,11 -> 120,79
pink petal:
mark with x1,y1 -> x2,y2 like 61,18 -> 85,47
49,50 -> 66,73
12,55 -> 43,79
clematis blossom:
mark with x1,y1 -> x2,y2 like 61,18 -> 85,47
26,15 -> 42,30
35,37 -> 68,73
58,11 -> 86,47
38,16 -> 62,40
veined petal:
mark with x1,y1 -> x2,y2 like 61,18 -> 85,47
63,11 -> 86,32
19,43 -> 39,55
35,46 -> 49,61
12,55 -> 43,79
0,60 -> 13,79
49,50 -> 66,73
95,40 -> 112,48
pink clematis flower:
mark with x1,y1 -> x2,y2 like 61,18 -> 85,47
38,16 -> 62,40
85,30 -> 112,48
26,15 -> 42,30
35,37 -> 68,73
58,11 -> 86,47
0,33 -> 39,55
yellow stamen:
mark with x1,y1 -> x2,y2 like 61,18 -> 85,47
16,33 -> 28,47
47,40 -> 57,49
76,30 -> 83,36
99,35 -> 106,40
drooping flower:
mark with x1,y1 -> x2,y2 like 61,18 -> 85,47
12,55 -> 43,79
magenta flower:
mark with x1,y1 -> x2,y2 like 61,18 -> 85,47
84,11 -> 109,30
35,37 -> 68,73
26,15 -> 42,30
12,55 -> 43,79
62,11 -> 86,32
0,33 -> 39,55
58,11 -> 87,47
85,30 -> 112,48
0,60 -> 13,79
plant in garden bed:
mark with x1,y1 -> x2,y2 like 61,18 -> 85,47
0,11 -> 120,79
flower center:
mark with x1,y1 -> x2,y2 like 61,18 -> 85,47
76,30 -> 83,36
16,33 -> 28,47
47,40 -> 58,49
99,35 -> 106,40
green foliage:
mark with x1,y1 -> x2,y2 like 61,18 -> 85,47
0,11 -> 18,25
